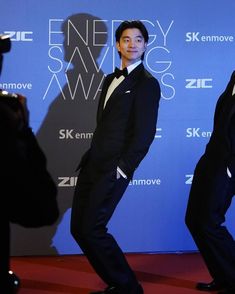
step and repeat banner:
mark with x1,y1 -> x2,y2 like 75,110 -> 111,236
1,0 -> 235,255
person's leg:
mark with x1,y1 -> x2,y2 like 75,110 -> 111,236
71,167 -> 140,292
186,163 -> 235,289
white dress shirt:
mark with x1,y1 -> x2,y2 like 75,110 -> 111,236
103,60 -> 142,109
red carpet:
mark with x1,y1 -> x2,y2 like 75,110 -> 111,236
11,252 -> 212,294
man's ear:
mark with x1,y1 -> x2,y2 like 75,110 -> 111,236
116,41 -> 120,53
144,42 -> 147,51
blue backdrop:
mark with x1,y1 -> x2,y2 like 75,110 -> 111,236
1,0 -> 235,256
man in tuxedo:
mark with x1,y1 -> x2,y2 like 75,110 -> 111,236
185,72 -> 235,294
71,20 -> 161,294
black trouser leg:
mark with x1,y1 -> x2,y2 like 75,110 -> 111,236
71,166 -> 138,290
185,160 -> 235,288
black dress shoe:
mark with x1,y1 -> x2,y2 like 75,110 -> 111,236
90,286 -> 119,294
90,284 -> 143,294
134,284 -> 144,294
196,280 -> 225,291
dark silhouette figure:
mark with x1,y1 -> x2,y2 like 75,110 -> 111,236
0,34 -> 58,293
11,13 -> 108,255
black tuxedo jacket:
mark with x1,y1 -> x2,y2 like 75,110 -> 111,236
79,63 -> 161,178
205,71 -> 235,174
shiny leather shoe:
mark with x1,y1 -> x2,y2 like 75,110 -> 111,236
196,280 -> 225,291
90,286 -> 119,294
90,283 -> 143,294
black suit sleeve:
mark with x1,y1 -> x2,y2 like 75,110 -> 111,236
227,114 -> 235,176
226,71 -> 235,176
118,77 -> 161,178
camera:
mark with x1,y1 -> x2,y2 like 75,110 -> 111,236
0,34 -> 11,54
0,90 -> 21,111
0,33 -> 11,75
0,34 -> 21,111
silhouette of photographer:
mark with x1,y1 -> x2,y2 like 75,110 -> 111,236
0,34 -> 59,293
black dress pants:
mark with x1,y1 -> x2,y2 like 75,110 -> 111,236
70,162 -> 139,291
185,155 -> 235,289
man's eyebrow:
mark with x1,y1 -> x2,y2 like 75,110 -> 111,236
122,35 -> 143,39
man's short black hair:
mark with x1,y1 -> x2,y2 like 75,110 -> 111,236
115,20 -> 149,43
115,20 -> 149,60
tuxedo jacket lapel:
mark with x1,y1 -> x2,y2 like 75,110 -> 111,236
96,74 -> 114,123
99,64 -> 145,117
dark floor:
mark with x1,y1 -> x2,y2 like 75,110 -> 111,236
11,252 -> 212,294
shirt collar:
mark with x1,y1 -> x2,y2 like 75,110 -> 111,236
120,60 -> 142,75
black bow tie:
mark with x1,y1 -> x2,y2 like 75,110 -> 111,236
114,67 -> 128,78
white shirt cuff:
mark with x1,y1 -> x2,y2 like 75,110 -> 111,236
227,167 -> 232,178
117,166 -> 127,179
